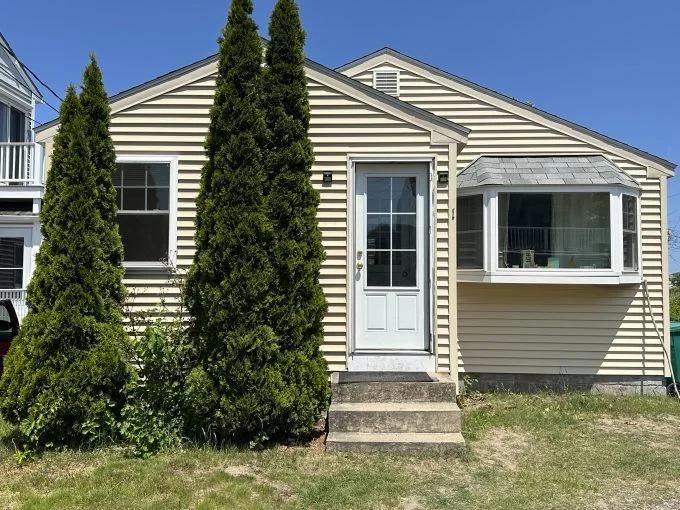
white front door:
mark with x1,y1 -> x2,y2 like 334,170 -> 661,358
354,163 -> 429,351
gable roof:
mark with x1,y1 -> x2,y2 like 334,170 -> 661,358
35,51 -> 469,145
0,32 -> 42,99
458,155 -> 639,189
338,47 -> 676,176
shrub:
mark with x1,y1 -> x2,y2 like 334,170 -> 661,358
121,323 -> 193,457
262,0 -> 330,436
183,0 -> 290,443
0,81 -> 132,450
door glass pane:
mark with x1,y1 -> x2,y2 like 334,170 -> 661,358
367,177 -> 391,213
392,177 -> 416,213
392,251 -> 416,287
367,214 -> 390,250
392,214 -> 416,249
366,251 -> 390,287
364,174 -> 420,288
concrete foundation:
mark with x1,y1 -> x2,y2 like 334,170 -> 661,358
463,373 -> 667,396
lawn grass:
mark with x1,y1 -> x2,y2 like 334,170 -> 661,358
1,392 -> 679,509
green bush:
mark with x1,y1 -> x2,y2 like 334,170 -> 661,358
121,323 -> 193,457
183,326 -> 289,444
671,292 -> 680,322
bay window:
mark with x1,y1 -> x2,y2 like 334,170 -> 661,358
457,188 -> 640,284
114,157 -> 177,268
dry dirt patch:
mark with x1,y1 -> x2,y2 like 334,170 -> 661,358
224,464 -> 296,501
592,415 -> 680,440
473,427 -> 530,471
0,457 -> 102,480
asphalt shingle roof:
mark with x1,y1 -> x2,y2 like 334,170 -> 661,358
457,155 -> 639,189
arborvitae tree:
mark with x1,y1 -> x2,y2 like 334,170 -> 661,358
0,86 -> 133,448
80,55 -> 126,312
183,0 -> 287,442
262,0 -> 329,436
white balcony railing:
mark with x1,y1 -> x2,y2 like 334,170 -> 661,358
0,288 -> 28,324
0,142 -> 43,186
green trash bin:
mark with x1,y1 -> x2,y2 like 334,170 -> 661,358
671,322 -> 680,385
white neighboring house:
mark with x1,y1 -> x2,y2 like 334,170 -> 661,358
0,33 -> 44,323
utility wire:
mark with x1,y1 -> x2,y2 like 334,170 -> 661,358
0,67 -> 55,128
0,35 -> 63,103
0,66 -> 59,115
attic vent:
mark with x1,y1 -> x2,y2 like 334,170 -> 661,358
373,69 -> 400,97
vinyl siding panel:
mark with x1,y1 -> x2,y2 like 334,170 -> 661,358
349,64 -> 666,377
95,71 -> 451,374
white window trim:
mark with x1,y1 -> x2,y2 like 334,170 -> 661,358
457,184 -> 642,285
115,155 -> 178,271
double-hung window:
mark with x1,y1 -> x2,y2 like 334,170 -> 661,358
0,237 -> 23,288
114,158 -> 176,267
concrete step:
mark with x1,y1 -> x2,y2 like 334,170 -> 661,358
326,431 -> 466,454
331,379 -> 457,404
328,401 -> 461,434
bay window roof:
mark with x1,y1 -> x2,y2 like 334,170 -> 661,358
457,155 -> 639,189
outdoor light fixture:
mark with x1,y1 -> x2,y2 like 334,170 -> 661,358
437,170 -> 449,184
323,171 -> 332,184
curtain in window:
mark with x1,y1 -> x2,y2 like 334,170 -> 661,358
550,193 -> 610,269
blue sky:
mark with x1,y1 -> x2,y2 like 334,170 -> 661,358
3,0 -> 679,270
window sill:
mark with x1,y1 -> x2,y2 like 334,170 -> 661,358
457,269 -> 641,285
123,262 -> 171,275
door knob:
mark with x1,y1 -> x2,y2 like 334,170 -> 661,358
356,262 -> 364,270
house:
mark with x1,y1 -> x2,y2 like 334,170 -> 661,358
34,46 -> 675,400
0,33 -> 44,323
